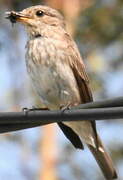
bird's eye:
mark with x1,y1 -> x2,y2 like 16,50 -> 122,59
36,10 -> 44,17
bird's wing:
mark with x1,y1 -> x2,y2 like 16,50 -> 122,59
57,33 -> 97,148
65,33 -> 97,142
65,34 -> 92,102
58,122 -> 84,149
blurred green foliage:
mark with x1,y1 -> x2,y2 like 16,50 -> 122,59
76,0 -> 123,47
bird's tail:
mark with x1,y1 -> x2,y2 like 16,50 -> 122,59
87,135 -> 117,180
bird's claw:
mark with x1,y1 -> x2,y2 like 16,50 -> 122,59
22,107 -> 49,115
22,107 -> 30,116
60,103 -> 71,113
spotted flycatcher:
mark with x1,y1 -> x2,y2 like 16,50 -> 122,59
6,5 -> 117,179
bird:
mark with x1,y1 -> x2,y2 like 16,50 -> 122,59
6,5 -> 117,179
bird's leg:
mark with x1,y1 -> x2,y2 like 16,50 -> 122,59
60,102 -> 79,112
60,103 -> 72,113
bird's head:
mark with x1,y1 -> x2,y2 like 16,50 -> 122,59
6,5 -> 66,38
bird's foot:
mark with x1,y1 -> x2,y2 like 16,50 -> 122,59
60,103 -> 72,113
22,107 -> 49,115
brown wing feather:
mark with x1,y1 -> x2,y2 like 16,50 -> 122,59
65,33 -> 97,142
58,122 -> 84,149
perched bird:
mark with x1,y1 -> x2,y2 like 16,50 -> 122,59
6,5 -> 117,179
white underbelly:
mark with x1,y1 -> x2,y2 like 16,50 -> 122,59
28,63 -> 81,109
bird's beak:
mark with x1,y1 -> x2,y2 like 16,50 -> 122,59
5,11 -> 31,24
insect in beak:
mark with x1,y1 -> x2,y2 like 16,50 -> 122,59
5,11 -> 31,25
